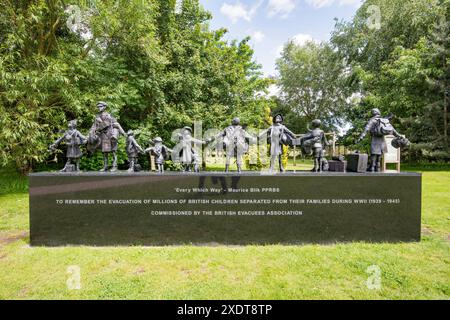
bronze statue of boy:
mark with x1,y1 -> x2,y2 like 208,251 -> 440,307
126,130 -> 144,172
49,120 -> 87,172
88,101 -> 126,172
300,119 -> 329,172
357,108 -> 403,172
210,118 -> 255,173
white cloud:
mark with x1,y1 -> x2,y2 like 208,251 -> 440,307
275,45 -> 284,57
220,1 -> 263,24
338,0 -> 362,6
221,2 -> 251,23
275,33 -> 317,57
267,84 -> 281,97
256,84 -> 281,98
305,0 -> 361,9
267,0 -> 297,18
291,33 -> 316,46
305,0 -> 334,9
252,30 -> 266,43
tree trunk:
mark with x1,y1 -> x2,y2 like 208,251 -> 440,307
17,160 -> 33,176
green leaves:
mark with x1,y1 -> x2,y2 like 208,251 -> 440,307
330,0 -> 450,160
276,41 -> 352,133
0,0 -> 271,172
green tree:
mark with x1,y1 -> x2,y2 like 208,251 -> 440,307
427,13 -> 450,151
276,40 -> 353,134
0,0 -> 272,172
331,0 -> 449,161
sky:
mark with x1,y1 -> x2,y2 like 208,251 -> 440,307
199,0 -> 363,77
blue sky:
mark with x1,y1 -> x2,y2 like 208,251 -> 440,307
199,0 -> 362,77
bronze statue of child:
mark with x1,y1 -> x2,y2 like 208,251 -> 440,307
88,101 -> 127,172
144,137 -> 172,173
177,126 -> 206,172
49,120 -> 87,172
126,130 -> 144,172
300,119 -> 329,172
357,108 -> 405,172
209,117 -> 255,173
259,114 -> 296,172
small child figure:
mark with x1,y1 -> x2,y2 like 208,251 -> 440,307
300,119 -> 329,172
145,137 -> 172,173
126,130 -> 144,172
259,114 -> 296,173
49,120 -> 87,172
177,127 -> 206,172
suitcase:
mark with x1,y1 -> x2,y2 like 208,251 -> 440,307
328,160 -> 347,172
346,153 -> 368,173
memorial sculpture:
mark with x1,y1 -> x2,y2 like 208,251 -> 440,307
126,130 -> 144,172
144,137 -> 172,173
48,104 -> 410,174
300,119 -> 330,172
35,107 -> 422,246
49,120 -> 87,172
87,102 -> 127,172
260,114 -> 296,172
176,126 -> 206,172
357,108 -> 406,172
210,118 -> 255,173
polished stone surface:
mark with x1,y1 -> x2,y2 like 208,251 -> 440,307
29,172 -> 421,246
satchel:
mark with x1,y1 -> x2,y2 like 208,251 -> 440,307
372,118 -> 394,137
391,137 -> 410,149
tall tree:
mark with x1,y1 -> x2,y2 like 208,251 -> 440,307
276,40 -> 353,133
331,0 -> 449,161
427,12 -> 450,150
0,0 -> 272,172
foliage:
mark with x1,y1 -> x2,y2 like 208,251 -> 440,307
0,166 -> 28,195
0,0 -> 272,172
275,41 -> 354,135
244,144 -> 269,171
331,0 -> 449,161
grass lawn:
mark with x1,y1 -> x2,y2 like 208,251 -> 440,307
0,163 -> 449,299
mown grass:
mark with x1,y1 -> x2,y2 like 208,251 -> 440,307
0,164 -> 448,299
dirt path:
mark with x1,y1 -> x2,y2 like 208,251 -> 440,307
0,231 -> 28,247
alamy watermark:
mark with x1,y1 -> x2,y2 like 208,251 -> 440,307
365,265 -> 382,290
366,5 -> 381,30
67,265 -> 82,290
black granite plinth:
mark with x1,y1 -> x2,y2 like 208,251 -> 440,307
29,172 -> 421,246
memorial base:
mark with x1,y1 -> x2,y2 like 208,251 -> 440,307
29,172 -> 421,246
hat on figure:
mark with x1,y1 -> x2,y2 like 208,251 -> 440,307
371,108 -> 381,116
68,120 -> 78,129
97,101 -> 108,112
273,114 -> 284,124
312,119 -> 321,128
182,126 -> 193,133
